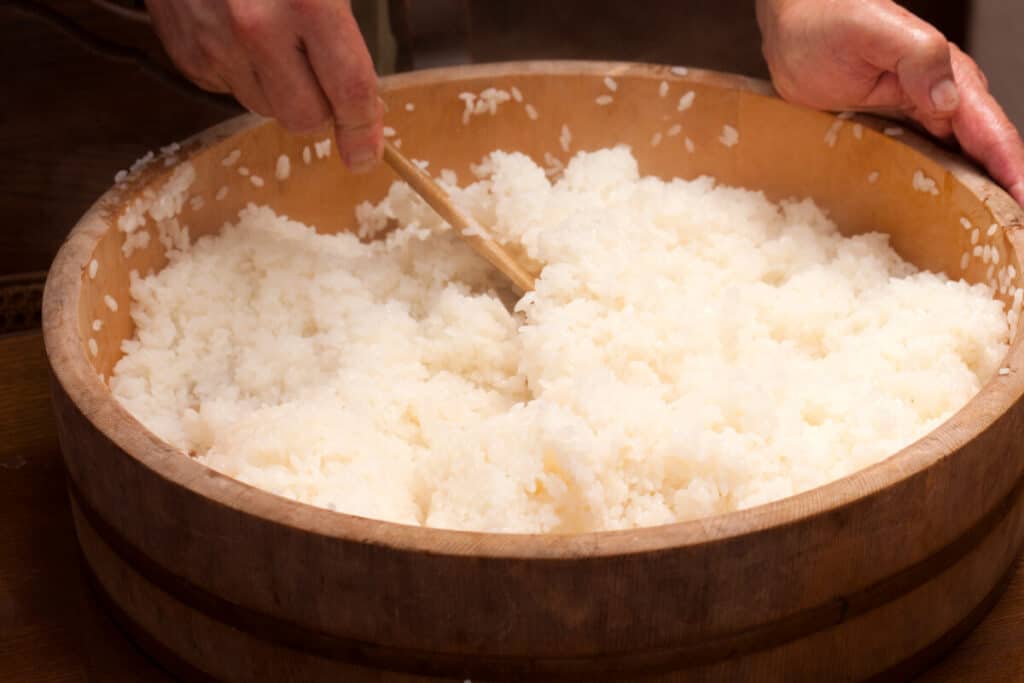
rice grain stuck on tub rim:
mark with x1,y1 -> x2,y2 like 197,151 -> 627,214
111,147 -> 1009,534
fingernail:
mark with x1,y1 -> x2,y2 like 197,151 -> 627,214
344,147 -> 378,174
930,78 -> 960,112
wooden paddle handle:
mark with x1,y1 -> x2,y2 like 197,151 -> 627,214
381,140 -> 535,293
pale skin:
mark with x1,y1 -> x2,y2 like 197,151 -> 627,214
147,0 -> 1024,204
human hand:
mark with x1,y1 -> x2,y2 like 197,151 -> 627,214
146,0 -> 383,172
756,0 -> 1024,205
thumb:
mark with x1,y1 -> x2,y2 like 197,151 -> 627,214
894,32 -> 959,121
853,2 -> 959,133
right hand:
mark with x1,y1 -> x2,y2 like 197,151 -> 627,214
146,0 -> 383,173
757,0 -> 1024,205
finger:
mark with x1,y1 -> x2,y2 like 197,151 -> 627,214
847,3 -> 959,127
226,2 -> 332,132
294,2 -> 383,172
222,61 -> 274,118
253,40 -> 333,132
948,46 -> 1024,205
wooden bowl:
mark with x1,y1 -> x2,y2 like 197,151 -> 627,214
43,62 -> 1024,682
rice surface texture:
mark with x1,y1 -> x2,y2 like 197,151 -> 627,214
111,147 -> 1008,533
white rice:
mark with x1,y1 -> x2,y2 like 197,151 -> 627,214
868,171 -> 880,184
525,104 -> 539,121
458,92 -> 476,125
479,88 -> 512,115
460,89 -> 512,122
92,319 -> 103,332
104,294 -> 118,312
121,229 -> 151,257
89,259 -> 99,279
559,124 -> 572,153
111,147 -> 1008,533
677,91 -> 696,112
659,81 -> 669,97
542,152 -> 564,178
684,137 -> 695,153
114,162 -> 195,260
824,120 -> 843,148
276,154 -> 291,181
595,95 -> 614,106
130,151 -> 155,175
314,139 -> 332,159
303,146 -> 312,165
719,125 -> 739,147
216,186 -> 229,201
250,175 -> 265,188
221,149 -> 241,167
88,338 -> 98,357
912,170 -> 940,196
603,76 -> 618,92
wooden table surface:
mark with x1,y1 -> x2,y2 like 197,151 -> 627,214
2,330 -> 1023,682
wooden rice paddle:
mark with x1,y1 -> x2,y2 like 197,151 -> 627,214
381,140 -> 535,293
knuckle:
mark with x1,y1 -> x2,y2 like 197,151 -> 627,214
909,27 -> 949,64
228,2 -> 271,41
337,73 -> 376,107
286,0 -> 322,17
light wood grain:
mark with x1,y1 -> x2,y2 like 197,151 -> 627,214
41,61 -> 1024,682
382,140 -> 536,292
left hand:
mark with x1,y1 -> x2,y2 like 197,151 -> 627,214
756,0 -> 1024,206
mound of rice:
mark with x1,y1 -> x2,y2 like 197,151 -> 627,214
111,147 -> 1008,533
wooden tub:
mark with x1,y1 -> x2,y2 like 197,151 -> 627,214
42,62 -> 1024,682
